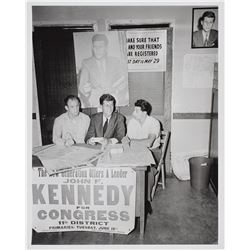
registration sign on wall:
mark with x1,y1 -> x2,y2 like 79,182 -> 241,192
32,167 -> 136,234
126,30 -> 167,72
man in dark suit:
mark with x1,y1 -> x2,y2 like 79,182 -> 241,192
85,94 -> 126,146
192,11 -> 218,48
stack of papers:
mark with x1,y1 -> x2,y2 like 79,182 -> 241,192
34,145 -> 103,175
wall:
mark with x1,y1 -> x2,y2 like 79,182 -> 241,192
32,53 -> 42,147
32,5 -> 218,156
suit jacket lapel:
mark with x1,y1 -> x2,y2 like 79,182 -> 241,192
96,113 -> 103,137
209,30 -> 217,44
104,112 -> 116,138
198,30 -> 204,46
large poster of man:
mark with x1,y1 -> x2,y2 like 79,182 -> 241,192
73,31 -> 129,108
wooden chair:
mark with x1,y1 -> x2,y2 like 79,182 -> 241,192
151,131 -> 171,200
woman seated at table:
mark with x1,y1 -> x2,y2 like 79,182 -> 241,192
122,99 -> 161,201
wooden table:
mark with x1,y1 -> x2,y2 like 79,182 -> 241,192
97,144 -> 155,238
32,143 -> 155,239
134,165 -> 147,239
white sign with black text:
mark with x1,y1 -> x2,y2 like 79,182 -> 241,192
32,167 -> 136,234
126,30 -> 167,72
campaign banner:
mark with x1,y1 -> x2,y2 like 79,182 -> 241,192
126,30 -> 167,72
32,167 -> 136,234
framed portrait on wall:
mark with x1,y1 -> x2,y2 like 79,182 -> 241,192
191,7 -> 218,49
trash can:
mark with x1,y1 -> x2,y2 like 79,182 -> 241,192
189,157 -> 213,190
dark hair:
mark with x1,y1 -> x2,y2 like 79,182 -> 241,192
92,34 -> 109,45
134,99 -> 152,115
201,11 -> 216,21
198,11 -> 216,30
99,94 -> 116,107
64,95 -> 81,107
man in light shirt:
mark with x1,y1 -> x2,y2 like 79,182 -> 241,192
123,99 -> 161,201
52,95 -> 90,146
125,99 -> 160,149
192,11 -> 218,48
85,94 -> 126,146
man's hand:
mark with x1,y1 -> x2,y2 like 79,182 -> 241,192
99,138 -> 110,146
121,136 -> 130,144
65,138 -> 74,147
87,137 -> 96,146
88,137 -> 111,146
54,138 -> 65,147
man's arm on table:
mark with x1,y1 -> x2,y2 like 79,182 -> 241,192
122,134 -> 156,148
85,115 -> 114,146
85,116 -> 96,144
113,114 -> 126,142
52,118 -> 74,146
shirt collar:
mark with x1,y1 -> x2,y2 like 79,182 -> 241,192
103,115 -> 111,125
202,30 -> 210,40
137,114 -> 149,126
67,112 -> 79,121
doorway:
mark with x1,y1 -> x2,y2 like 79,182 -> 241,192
33,26 -> 94,145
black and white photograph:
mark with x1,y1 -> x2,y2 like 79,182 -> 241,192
27,2 -> 222,248
192,7 -> 218,48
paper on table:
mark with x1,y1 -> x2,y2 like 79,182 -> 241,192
35,145 -> 104,175
32,144 -> 54,155
98,144 -> 155,167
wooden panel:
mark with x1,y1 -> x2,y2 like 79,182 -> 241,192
213,62 -> 218,89
214,62 -> 218,72
209,62 -> 218,195
173,113 -> 213,119
209,90 -> 218,158
209,90 -> 218,196
163,28 -> 173,174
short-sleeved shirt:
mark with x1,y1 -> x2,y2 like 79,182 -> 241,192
53,112 -> 90,144
127,115 -> 160,149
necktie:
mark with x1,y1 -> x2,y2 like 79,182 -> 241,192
204,33 -> 209,47
103,118 -> 108,136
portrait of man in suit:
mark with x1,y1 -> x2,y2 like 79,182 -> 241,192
75,32 -> 129,108
192,8 -> 218,48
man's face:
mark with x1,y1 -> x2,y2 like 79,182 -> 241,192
133,106 -> 144,121
201,17 -> 214,32
102,100 -> 114,118
65,99 -> 80,117
93,40 -> 107,60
